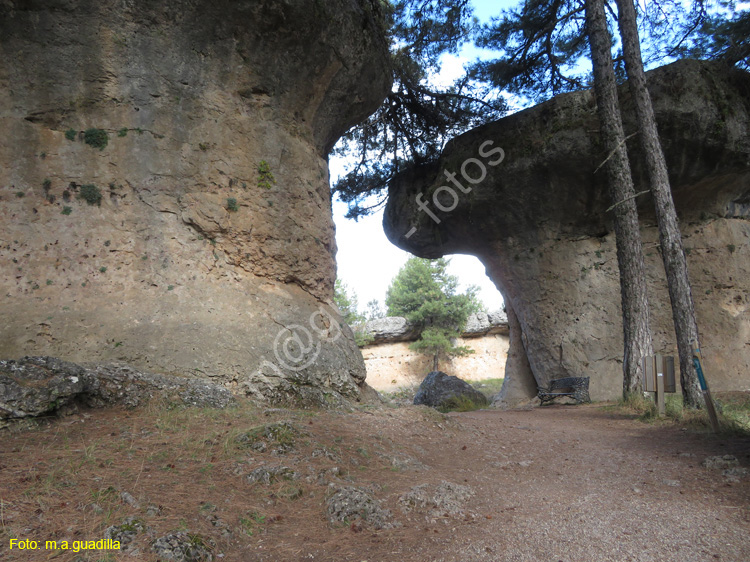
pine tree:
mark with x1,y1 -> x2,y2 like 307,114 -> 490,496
335,0 -> 748,216
585,0 -> 654,397
334,280 -> 373,347
615,0 -> 705,407
385,257 -> 482,371
333,0 -> 506,219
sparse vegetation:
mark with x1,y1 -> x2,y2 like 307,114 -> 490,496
78,184 -> 102,206
99,266 -> 107,273
728,244 -> 736,254
61,206 -> 73,215
43,178 -> 52,192
118,127 -> 128,137
334,279 -> 373,347
15,191 -> 24,198
469,377 -> 505,399
603,391 -> 750,435
226,197 -> 239,212
83,128 -> 109,150
239,511 -> 266,536
1,391 -> 748,559
65,128 -> 77,141
436,394 -> 486,413
257,160 -> 276,189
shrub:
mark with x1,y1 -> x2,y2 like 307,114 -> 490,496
83,128 -> 108,150
257,160 -> 276,189
43,179 -> 52,192
118,127 -> 128,137
61,206 -> 73,215
65,128 -> 77,141
437,394 -> 486,413
78,184 -> 102,206
226,197 -> 239,212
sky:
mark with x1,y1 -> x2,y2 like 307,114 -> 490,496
331,0 -> 512,314
330,0 -> 750,313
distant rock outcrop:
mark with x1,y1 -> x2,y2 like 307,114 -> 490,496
0,0 -> 391,406
384,60 -> 750,405
364,310 -> 508,344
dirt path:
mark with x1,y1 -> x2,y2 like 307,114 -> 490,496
1,403 -> 748,562
299,405 -> 750,562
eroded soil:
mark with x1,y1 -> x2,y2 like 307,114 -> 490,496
1,402 -> 748,561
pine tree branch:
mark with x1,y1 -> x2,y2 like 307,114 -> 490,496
605,190 -> 650,213
593,131 -> 638,174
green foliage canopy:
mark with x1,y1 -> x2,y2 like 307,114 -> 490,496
385,257 -> 482,369
333,0 -> 506,219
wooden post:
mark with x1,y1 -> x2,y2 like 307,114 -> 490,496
655,353 -> 665,416
691,340 -> 720,433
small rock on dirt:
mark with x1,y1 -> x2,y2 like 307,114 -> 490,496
326,485 -> 396,529
151,531 -> 214,562
246,465 -> 298,485
104,517 -> 146,551
702,455 -> 740,469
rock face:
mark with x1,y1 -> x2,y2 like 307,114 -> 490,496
363,334 -> 509,392
384,60 -> 750,405
362,312 -> 509,391
364,317 -> 420,343
0,356 -> 235,425
413,371 -> 489,410
364,310 -> 508,343
0,1 -> 391,405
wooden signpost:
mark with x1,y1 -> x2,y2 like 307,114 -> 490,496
642,354 -> 676,416
643,345 -> 720,433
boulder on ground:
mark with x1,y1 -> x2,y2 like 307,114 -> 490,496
0,356 -> 235,425
413,371 -> 489,410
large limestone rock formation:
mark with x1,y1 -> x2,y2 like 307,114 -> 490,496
384,60 -> 750,405
0,0 -> 391,406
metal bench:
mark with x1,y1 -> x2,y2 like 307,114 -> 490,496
538,376 -> 591,405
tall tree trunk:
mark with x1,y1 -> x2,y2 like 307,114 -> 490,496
585,0 -> 653,398
615,0 -> 704,408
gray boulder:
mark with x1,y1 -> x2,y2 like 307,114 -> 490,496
364,317 -> 419,343
365,310 -> 508,343
463,309 -> 509,337
413,371 -> 489,410
0,356 -> 235,424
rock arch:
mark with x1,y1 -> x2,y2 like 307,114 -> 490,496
384,60 -> 750,405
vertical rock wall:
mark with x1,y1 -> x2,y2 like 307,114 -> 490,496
0,0 -> 391,405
